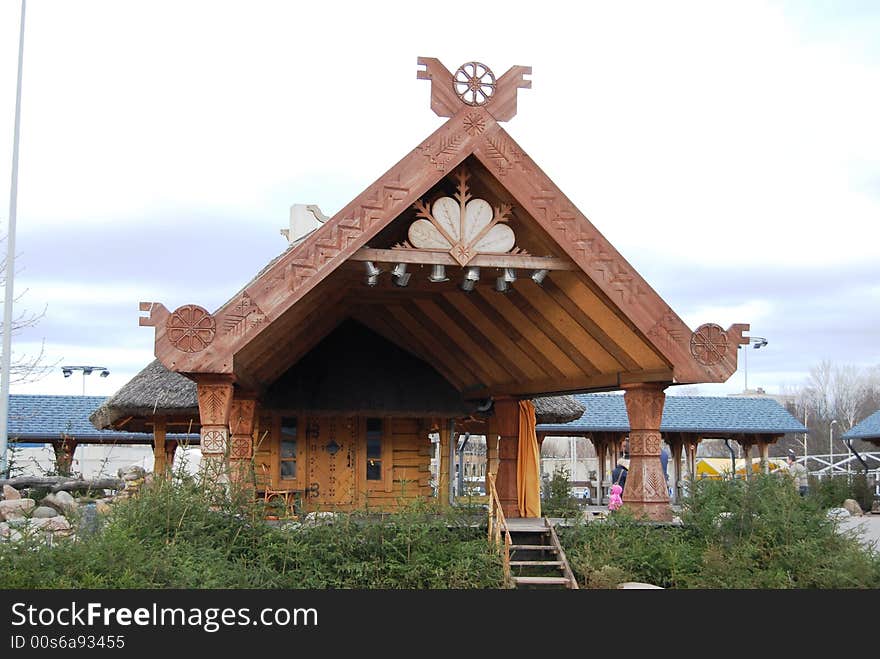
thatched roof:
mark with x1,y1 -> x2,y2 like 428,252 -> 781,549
91,321 -> 586,431
89,359 -> 200,432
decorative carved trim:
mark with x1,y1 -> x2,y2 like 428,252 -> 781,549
406,167 -> 516,266
690,323 -> 729,366
648,310 -> 685,351
623,384 -> 666,432
229,398 -> 257,437
453,62 -> 496,106
482,133 -> 526,176
196,382 -> 233,426
221,293 -> 265,338
463,110 -> 487,136
418,133 -> 466,171
229,436 -> 253,460
288,181 -> 411,294
166,305 -> 215,353
200,427 -> 228,454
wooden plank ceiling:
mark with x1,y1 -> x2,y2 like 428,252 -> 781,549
233,161 -> 673,398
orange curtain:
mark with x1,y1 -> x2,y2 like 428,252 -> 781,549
517,400 -> 542,518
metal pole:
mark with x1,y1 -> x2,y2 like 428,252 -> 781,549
829,420 -> 838,477
0,0 -> 27,477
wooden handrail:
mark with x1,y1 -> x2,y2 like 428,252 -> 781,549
546,517 -> 579,589
487,473 -> 512,586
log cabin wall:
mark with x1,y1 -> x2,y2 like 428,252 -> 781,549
253,412 -> 432,512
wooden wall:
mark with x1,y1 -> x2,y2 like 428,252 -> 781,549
252,413 -> 432,512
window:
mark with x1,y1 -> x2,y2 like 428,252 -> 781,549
280,417 -> 297,480
366,418 -> 382,481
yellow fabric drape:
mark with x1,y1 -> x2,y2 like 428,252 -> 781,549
517,400 -> 542,518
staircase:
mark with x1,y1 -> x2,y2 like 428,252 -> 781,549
487,475 -> 578,589
507,518 -> 579,589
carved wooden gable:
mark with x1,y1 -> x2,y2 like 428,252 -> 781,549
140,57 -> 748,393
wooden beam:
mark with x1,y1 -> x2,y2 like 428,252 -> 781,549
350,248 -> 575,271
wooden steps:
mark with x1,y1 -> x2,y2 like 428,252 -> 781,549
512,576 -> 572,586
504,518 -> 578,589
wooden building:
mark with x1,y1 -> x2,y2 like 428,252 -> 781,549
98,58 -> 750,520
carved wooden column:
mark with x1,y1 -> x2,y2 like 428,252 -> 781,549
165,440 -> 179,473
438,422 -> 450,508
494,398 -> 520,518
196,378 -> 234,486
593,434 -> 607,506
229,396 -> 258,493
622,383 -> 671,521
668,434 -> 684,504
741,438 -> 753,480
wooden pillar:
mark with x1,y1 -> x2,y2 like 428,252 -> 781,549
196,378 -> 234,487
52,436 -> 78,476
594,434 -> 607,506
669,434 -> 684,505
494,398 -> 520,518
485,417 -> 499,496
153,418 -> 168,476
165,440 -> 178,473
229,396 -> 258,493
622,383 -> 671,521
760,439 -> 770,474
742,439 -> 753,480
438,422 -> 450,508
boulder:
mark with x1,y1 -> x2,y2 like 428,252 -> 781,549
32,506 -> 58,519
41,491 -> 77,515
121,465 -> 146,481
95,500 -> 112,515
618,582 -> 664,589
42,516 -> 72,533
827,507 -> 851,520
0,498 -> 35,520
843,499 -> 864,517
3,484 -> 21,500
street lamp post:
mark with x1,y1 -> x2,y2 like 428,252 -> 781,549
61,366 -> 110,395
739,336 -> 768,393
829,419 -> 838,478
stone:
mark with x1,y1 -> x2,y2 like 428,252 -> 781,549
77,503 -> 99,538
42,516 -> 72,533
827,507 -> 851,520
122,465 -> 146,481
842,499 -> 864,517
41,491 -> 77,515
0,521 -> 8,538
32,506 -> 58,519
0,498 -> 35,520
873,500 -> 880,514
618,582 -> 664,589
3,484 -> 21,500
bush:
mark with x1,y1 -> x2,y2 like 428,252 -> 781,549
0,477 -> 504,589
808,474 -> 874,512
558,474 -> 880,589
541,466 -> 582,518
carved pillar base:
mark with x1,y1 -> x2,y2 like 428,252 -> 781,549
197,379 -> 235,494
622,383 -> 671,522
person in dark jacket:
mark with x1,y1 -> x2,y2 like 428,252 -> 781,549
611,457 -> 629,490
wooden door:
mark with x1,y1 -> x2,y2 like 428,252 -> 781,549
307,417 -> 356,506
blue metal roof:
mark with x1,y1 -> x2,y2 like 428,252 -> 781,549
842,410 -> 880,441
537,394 -> 809,435
7,395 -> 192,443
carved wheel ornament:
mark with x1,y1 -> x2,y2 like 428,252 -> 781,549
454,62 -> 496,106
405,169 -> 516,266
166,304 -> 216,353
690,323 -> 729,366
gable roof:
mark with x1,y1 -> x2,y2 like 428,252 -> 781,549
537,393 -> 809,435
9,394 -> 192,444
138,58 -> 748,399
842,410 -> 880,441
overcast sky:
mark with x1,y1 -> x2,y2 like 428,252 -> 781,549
1,0 -> 878,400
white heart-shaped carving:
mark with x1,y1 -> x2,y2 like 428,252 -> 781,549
463,199 -> 493,244
431,197 -> 461,242
409,218 -> 452,249
473,223 -> 515,253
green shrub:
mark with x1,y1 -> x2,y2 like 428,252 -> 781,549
541,466 -> 581,518
558,474 -> 880,589
0,477 -> 504,589
808,474 -> 874,512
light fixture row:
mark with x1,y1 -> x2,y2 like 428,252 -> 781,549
365,262 -> 550,292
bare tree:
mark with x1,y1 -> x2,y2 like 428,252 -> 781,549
1,235 -> 54,383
